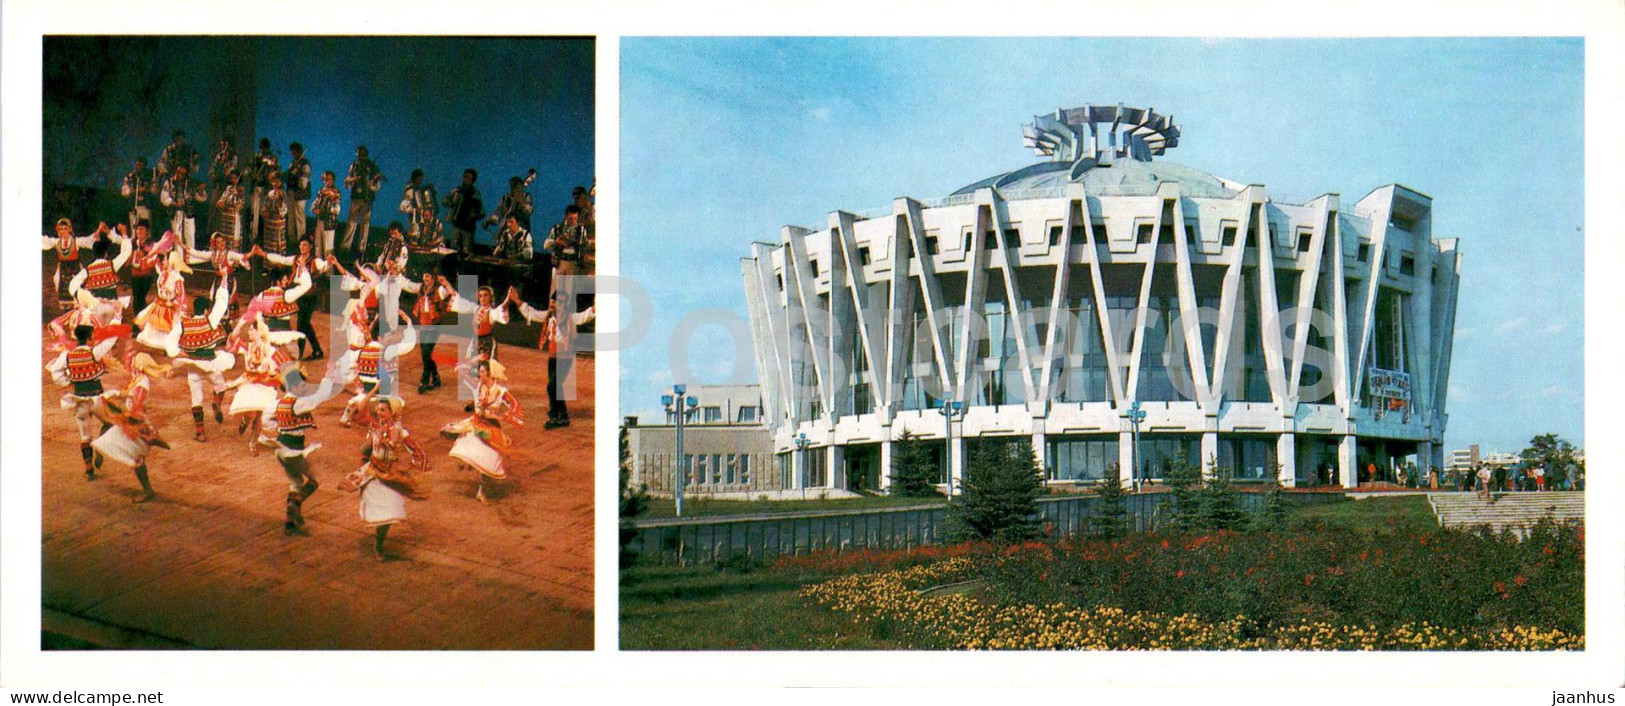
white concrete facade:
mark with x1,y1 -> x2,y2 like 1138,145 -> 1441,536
741,105 -> 1462,492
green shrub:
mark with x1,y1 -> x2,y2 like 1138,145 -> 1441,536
948,439 -> 1045,543
889,431 -> 944,498
1089,463 -> 1130,539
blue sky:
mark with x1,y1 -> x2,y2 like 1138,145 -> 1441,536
619,37 -> 1584,455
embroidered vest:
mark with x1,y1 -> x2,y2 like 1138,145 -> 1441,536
178,315 -> 225,356
476,305 -> 494,336
57,238 -> 79,263
356,342 -> 382,381
262,287 -> 298,322
275,395 -> 315,432
84,259 -> 119,296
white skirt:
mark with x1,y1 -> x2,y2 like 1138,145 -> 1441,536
266,330 -> 305,347
229,382 -> 278,416
133,321 -> 173,351
173,351 -> 237,375
449,433 -> 505,479
91,424 -> 148,468
359,476 -> 407,526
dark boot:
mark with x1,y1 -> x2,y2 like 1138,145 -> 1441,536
192,406 -> 207,441
80,443 -> 97,480
284,491 -> 306,535
132,464 -> 155,503
212,391 -> 225,424
374,525 -> 390,561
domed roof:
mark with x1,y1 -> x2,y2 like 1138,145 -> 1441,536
951,157 -> 1239,200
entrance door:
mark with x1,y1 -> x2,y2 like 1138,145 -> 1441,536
845,445 -> 881,493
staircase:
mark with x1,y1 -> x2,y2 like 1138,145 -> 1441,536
1428,491 -> 1584,533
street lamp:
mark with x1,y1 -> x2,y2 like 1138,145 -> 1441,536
1126,401 -> 1146,493
940,399 -> 965,497
794,432 -> 810,502
662,385 -> 698,517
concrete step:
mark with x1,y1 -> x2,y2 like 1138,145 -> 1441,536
1428,492 -> 1584,532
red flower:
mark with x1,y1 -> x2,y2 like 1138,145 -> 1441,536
1493,581 -> 1507,593
1176,569 -> 1186,579
1304,574 -> 1316,586
1514,576 -> 1528,587
1160,539 -> 1170,550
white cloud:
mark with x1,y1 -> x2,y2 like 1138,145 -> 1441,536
1454,326 -> 1476,340
1542,321 -> 1569,335
809,105 -> 832,122
1493,316 -> 1530,336
1541,385 -> 1562,397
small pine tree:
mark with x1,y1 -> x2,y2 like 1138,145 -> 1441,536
1252,475 -> 1294,532
889,431 -> 944,498
619,426 -> 651,568
948,439 -> 1045,543
1199,463 -> 1247,531
1163,458 -> 1203,532
1090,462 -> 1130,539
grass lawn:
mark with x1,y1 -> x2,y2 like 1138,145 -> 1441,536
641,494 -> 941,519
1290,495 -> 1438,533
619,564 -> 902,650
620,493 -> 1458,650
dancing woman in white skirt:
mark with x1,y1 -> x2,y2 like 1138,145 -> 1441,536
341,394 -> 427,559
226,318 -> 292,454
92,353 -> 173,502
439,359 -> 523,504
132,236 -> 191,352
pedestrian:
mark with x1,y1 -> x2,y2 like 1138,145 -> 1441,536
1476,463 -> 1493,501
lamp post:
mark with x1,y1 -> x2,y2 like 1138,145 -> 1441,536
661,385 -> 698,517
940,399 -> 965,497
1126,401 -> 1146,492
794,432 -> 810,502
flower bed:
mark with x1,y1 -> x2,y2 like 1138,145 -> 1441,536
802,523 -> 1582,650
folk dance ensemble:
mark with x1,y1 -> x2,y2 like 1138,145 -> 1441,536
132,236 -> 193,352
46,325 -> 123,480
440,359 -> 523,504
341,394 -> 428,559
92,353 -> 174,502
269,364 -> 343,535
42,219 -> 105,309
340,315 -> 417,427
508,287 -> 595,429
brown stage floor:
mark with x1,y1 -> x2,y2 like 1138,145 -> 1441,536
39,300 -> 595,650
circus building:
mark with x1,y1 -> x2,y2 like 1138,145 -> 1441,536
740,104 -> 1461,493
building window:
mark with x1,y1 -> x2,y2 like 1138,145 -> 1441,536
1049,225 -> 1064,246
1217,436 -> 1279,481
984,231 -> 998,250
711,453 -> 724,484
857,246 -> 872,265
775,272 -> 784,290
924,235 -> 939,255
1357,243 -> 1370,263
1136,222 -> 1155,245
809,258 -> 820,276
1221,224 -> 1238,247
777,453 -> 791,488
805,450 -> 828,488
702,406 -> 722,423
1069,225 -> 1087,244
688,454 -> 703,485
1136,435 -> 1201,480
739,455 -> 751,485
1399,254 -> 1416,276
1003,228 -> 1020,246
1046,436 -> 1121,482
737,406 -> 758,423
1092,221 -> 1108,241
1185,224 -> 1198,243
1297,228 -> 1313,253
725,454 -> 737,484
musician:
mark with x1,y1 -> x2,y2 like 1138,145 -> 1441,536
341,145 -> 382,256
376,221 -> 411,275
156,129 -> 199,181
487,172 -> 535,232
573,184 -> 594,228
543,204 -> 588,277
160,163 -> 209,248
284,142 -> 312,242
260,171 -> 292,255
248,138 -> 280,245
41,218 -> 102,309
311,170 -> 342,258
399,169 -> 443,248
442,168 -> 483,255
491,216 -> 533,261
120,157 -> 156,232
214,169 -> 247,251
207,136 -> 239,238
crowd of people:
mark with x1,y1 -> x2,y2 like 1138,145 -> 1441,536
43,129 -> 597,560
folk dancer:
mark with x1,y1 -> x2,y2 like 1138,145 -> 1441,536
508,287 -> 595,429
270,362 -> 343,535
132,235 -> 191,352
126,221 -> 162,318
120,157 -> 156,232
310,170 -> 342,258
225,316 -> 294,454
67,228 -> 133,317
340,394 -> 428,559
92,352 -> 173,502
164,281 -> 235,441
237,264 -> 313,355
259,240 -> 332,360
486,172 -> 536,232
183,232 -> 250,321
441,168 -> 482,255
45,325 -> 122,480
159,164 -> 209,249
404,271 -> 451,393
491,216 -> 533,261
42,219 -> 102,310
340,315 -> 417,427
399,169 -> 443,248
248,137 -> 279,245
340,145 -> 382,255
439,359 -> 523,504
284,142 -> 311,242
213,169 -> 248,251
442,280 -> 509,407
